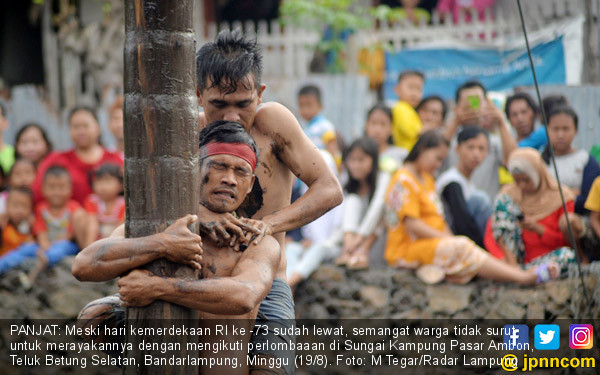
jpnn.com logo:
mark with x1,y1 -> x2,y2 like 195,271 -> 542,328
503,324 -> 529,350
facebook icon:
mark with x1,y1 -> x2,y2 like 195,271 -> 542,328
503,324 -> 530,350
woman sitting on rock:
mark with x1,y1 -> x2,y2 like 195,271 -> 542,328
484,148 -> 576,274
384,130 -> 559,285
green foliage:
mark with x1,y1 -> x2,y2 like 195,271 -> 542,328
279,0 -> 409,73
280,0 -> 373,73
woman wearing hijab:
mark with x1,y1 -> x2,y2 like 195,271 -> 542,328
485,148 -> 576,274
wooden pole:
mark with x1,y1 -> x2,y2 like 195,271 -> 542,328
123,1 -> 199,374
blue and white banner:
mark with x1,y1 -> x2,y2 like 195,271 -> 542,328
384,17 -> 584,102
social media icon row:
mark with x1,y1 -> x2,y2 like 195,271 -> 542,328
502,324 -> 593,350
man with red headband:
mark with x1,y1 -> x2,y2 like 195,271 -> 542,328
73,121 -> 283,374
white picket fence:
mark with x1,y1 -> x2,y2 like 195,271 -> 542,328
196,0 -> 596,78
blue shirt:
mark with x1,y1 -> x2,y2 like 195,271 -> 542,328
304,113 -> 335,149
518,125 -> 547,151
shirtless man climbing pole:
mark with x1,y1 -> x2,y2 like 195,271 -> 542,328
73,121 -> 281,374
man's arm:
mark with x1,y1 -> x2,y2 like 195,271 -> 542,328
256,102 -> 343,234
118,236 -> 281,315
72,215 -> 203,282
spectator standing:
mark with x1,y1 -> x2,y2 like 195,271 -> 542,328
392,70 -> 425,151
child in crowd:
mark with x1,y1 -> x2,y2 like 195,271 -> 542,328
28,166 -> 88,282
0,102 -> 14,175
297,85 -> 336,150
384,131 -> 559,285
287,137 -> 390,287
84,163 -> 125,241
392,70 -> 424,151
542,105 -> 600,215
505,93 -> 546,151
436,126 -> 492,247
0,158 -> 36,214
416,95 -> 447,133
0,187 -> 34,258
364,103 -> 407,173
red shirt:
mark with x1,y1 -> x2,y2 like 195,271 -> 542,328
485,201 -> 574,263
83,194 -> 125,238
33,149 -> 124,204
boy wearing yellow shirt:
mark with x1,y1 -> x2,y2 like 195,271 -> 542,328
392,70 -> 424,151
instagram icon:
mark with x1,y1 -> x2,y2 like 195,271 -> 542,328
569,325 -> 593,349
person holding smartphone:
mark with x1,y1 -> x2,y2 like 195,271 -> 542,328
442,80 -> 517,201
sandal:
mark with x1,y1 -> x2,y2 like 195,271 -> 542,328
347,247 -> 370,270
335,248 -> 352,266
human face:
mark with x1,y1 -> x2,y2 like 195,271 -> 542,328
9,160 -> 36,188
16,126 -> 49,164
394,75 -> 424,108
69,110 -> 101,150
508,99 -> 536,139
547,113 -> 577,155
6,191 -> 32,224
345,147 -> 373,182
298,94 -> 322,122
198,75 -> 265,130
365,109 -> 392,148
456,134 -> 489,173
418,99 -> 445,132
199,154 -> 255,213
108,108 -> 124,141
93,174 -> 123,202
416,144 -> 449,175
513,172 -> 537,195
42,174 -> 72,208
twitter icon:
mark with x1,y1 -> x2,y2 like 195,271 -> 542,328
535,324 -> 560,350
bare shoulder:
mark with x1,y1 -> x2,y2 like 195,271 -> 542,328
243,235 -> 281,262
255,102 -> 300,133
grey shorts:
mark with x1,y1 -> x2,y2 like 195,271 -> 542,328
249,278 -> 296,375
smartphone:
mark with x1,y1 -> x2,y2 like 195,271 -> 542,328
466,95 -> 480,111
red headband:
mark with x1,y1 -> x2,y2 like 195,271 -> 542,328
200,142 -> 257,171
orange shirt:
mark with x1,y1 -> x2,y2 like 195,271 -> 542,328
34,200 -> 81,242
384,168 -> 447,266
0,223 -> 30,256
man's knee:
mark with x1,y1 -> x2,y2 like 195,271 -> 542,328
77,294 -> 122,340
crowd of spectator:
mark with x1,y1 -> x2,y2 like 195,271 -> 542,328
288,71 -> 600,290
0,100 -> 125,287
0,65 -> 598,294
